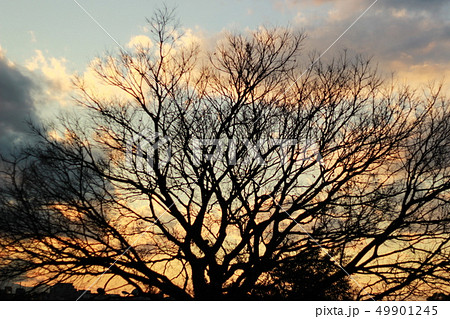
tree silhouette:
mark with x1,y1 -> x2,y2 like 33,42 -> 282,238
1,7 -> 450,300
250,242 -> 353,300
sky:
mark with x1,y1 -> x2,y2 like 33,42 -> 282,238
0,0 -> 449,154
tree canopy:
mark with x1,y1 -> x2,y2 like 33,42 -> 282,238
1,7 -> 450,300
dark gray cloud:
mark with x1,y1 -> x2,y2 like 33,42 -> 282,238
338,11 -> 449,64
381,0 -> 448,11
300,0 -> 449,11
289,0 -> 450,75
0,53 -> 40,155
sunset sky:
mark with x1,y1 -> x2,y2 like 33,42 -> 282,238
1,0 -> 449,153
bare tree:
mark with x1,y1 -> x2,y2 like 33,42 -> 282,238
251,241 -> 354,300
1,7 -> 449,300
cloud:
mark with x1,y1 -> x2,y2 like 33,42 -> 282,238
277,0 -> 450,88
28,31 -> 37,43
25,50 -> 72,105
284,0 -> 449,11
380,0 -> 448,12
78,29 -> 206,101
0,48 -> 40,155
0,48 -> 75,155
127,35 -> 153,49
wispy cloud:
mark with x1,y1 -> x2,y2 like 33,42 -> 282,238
276,0 -> 450,87
28,30 -> 37,43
